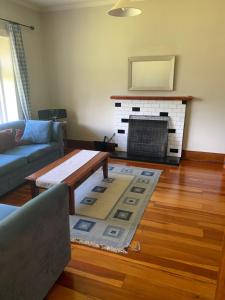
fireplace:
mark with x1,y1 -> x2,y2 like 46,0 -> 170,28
110,96 -> 193,165
128,116 -> 169,158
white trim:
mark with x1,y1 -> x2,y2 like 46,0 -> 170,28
10,0 -> 143,13
9,0 -> 42,12
44,0 -> 115,12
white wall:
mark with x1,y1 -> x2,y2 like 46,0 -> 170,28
41,0 -> 225,154
0,0 -> 49,117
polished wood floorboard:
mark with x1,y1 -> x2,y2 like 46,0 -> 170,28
1,159 -> 225,300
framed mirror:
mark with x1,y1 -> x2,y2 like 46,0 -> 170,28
128,55 -> 175,91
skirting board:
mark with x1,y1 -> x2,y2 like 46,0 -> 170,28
66,139 -> 116,152
182,150 -> 225,164
65,140 -> 225,165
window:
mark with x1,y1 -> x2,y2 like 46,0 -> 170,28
0,30 -> 19,123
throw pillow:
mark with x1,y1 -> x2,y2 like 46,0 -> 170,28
15,128 -> 31,145
21,120 -> 52,144
0,129 -> 15,153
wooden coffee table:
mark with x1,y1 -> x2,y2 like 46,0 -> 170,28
26,149 -> 109,215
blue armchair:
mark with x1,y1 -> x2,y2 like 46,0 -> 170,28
0,183 -> 71,300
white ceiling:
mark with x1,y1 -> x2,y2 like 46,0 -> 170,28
24,0 -> 110,7
12,0 -> 119,11
12,0 -> 143,12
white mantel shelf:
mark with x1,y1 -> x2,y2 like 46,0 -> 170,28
110,96 -> 193,101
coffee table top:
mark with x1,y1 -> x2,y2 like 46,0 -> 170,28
26,149 -> 109,187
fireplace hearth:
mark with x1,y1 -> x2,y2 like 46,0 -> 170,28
110,151 -> 180,165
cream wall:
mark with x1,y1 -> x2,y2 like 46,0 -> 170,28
0,0 -> 49,117
41,0 -> 224,153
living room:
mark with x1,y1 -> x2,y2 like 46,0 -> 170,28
0,0 -> 225,299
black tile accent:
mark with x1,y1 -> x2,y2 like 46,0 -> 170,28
160,112 -> 169,117
168,129 -> 176,134
170,148 -> 179,153
118,129 -> 125,134
132,107 -> 140,112
115,102 -> 121,107
121,118 -> 129,123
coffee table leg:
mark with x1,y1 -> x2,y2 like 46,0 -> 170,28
69,187 -> 75,215
30,181 -> 39,198
103,159 -> 108,179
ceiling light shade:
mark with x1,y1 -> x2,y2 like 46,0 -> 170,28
108,0 -> 142,17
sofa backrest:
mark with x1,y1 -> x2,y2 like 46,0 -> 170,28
0,183 -> 71,300
0,120 -> 25,131
0,120 -> 64,145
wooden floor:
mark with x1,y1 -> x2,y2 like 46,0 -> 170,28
1,159 -> 225,300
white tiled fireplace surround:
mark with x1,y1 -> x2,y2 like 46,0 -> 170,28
112,96 -> 192,158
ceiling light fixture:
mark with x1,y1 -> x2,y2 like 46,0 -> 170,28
108,0 -> 142,17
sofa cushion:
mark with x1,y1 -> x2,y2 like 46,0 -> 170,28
0,129 -> 15,153
0,204 -> 18,222
21,120 -> 52,144
4,143 -> 59,163
0,154 -> 27,176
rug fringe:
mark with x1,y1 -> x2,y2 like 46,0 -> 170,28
71,238 -> 128,254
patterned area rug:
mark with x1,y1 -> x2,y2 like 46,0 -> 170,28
70,164 -> 162,253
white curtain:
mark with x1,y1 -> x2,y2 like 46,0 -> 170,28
0,21 -> 31,123
0,65 -> 8,123
7,23 -> 32,120
0,24 -> 11,123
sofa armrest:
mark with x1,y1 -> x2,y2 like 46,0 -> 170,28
0,183 -> 71,300
52,122 -> 64,155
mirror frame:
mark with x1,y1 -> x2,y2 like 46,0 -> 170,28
128,55 -> 175,91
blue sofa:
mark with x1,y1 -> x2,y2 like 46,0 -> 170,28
0,183 -> 71,300
0,120 -> 64,196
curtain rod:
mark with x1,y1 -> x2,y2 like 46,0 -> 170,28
0,17 -> 35,30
